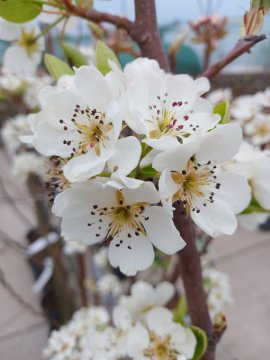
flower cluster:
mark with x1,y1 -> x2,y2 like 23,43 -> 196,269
28,57 -> 251,275
203,267 -> 233,320
44,281 -> 197,360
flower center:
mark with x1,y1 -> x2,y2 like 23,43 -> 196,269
255,123 -> 270,137
145,333 -> 177,360
16,28 -> 41,57
171,159 -> 220,214
87,191 -> 150,242
59,105 -> 113,157
146,93 -> 195,142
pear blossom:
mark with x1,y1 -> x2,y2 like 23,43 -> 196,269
52,181 -> 185,275
119,281 -> 175,322
153,124 -> 251,237
63,239 -> 88,255
1,114 -> 32,153
223,142 -> 270,229
12,152 -> 45,182
0,73 -> 23,92
32,65 -> 128,182
0,19 -> 44,75
123,70 -> 219,150
126,307 -> 196,360
244,113 -> 270,145
206,87 -> 232,105
203,267 -> 233,320
231,94 -> 262,124
93,247 -> 109,269
96,273 -> 122,296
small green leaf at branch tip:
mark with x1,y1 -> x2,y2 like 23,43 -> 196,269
213,100 -> 231,124
44,54 -> 74,81
173,296 -> 187,325
0,0 -> 43,23
241,196 -> 270,215
96,40 -> 121,75
62,43 -> 88,67
189,325 -> 208,360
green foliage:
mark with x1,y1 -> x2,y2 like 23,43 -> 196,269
96,40 -> 121,75
89,21 -> 105,40
75,0 -> 93,8
251,0 -> 270,10
62,43 -> 88,68
44,54 -> 74,81
214,100 -> 230,124
173,296 -> 187,325
0,0 -> 42,23
139,165 -> 158,179
190,325 -> 208,360
241,197 -> 270,215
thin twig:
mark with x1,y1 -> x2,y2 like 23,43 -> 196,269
202,34 -> 266,78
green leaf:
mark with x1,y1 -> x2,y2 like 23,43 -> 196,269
190,325 -> 208,360
44,54 -> 74,81
89,21 -> 105,39
173,296 -> 187,325
96,40 -> 121,75
241,197 -> 270,215
62,43 -> 88,67
213,100 -> 230,124
0,0 -> 42,23
139,165 -> 158,179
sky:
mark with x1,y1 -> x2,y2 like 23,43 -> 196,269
94,0 -> 251,25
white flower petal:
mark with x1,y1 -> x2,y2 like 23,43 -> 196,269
108,233 -> 155,276
153,141 -> 200,172
155,281 -> 175,305
196,123 -> 242,164
215,172 -> 251,213
107,136 -> 141,176
121,182 -> 160,204
3,46 -> 38,75
191,198 -> 238,237
145,307 -> 173,336
127,323 -> 149,359
74,65 -> 113,112
141,206 -> 186,254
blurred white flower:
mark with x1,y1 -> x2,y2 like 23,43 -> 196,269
23,75 -> 52,109
206,87 -> 232,105
0,19 -> 44,75
231,94 -> 262,124
244,113 -> 270,145
93,247 -> 109,269
203,267 -> 233,320
12,152 -> 45,182
119,280 -> 175,322
63,240 -> 88,255
0,73 -> 23,92
1,114 -> 32,153
96,273 -> 122,296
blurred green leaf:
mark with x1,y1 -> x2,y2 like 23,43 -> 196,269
62,43 -> 88,67
0,0 -> 42,23
173,296 -> 187,325
190,325 -> 208,360
241,197 -> 270,215
214,100 -> 230,124
89,21 -> 105,39
44,54 -> 74,81
96,40 -> 121,75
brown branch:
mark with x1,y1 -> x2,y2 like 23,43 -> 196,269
62,0 -> 170,71
173,203 -> 215,360
202,34 -> 266,79
62,0 -> 134,32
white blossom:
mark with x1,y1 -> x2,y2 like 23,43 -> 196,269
96,273 -> 122,296
12,152 -> 45,182
206,87 -> 232,105
126,307 -> 196,360
203,267 -> 233,320
244,113 -> 270,145
119,280 -> 175,322
154,124 -> 251,237
93,247 -> 109,269
0,19 -> 44,75
52,181 -> 185,275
